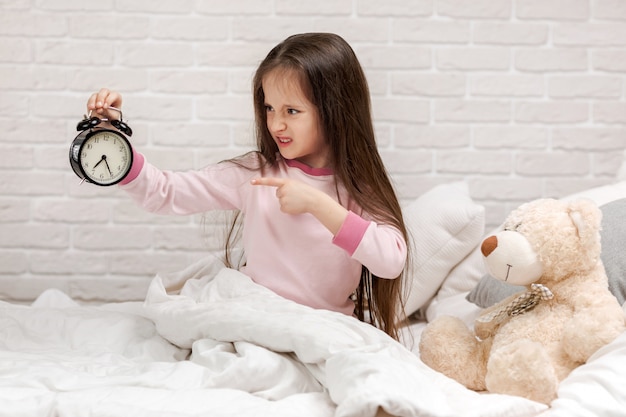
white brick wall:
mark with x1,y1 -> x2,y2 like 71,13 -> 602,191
1,1 -> 625,302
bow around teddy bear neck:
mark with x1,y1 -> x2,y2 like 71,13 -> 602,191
476,283 -> 554,326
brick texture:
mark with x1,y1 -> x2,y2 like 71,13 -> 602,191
1,1 -> 625,302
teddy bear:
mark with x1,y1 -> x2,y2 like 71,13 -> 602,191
419,198 -> 626,404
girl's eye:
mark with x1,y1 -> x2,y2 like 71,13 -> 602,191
265,105 -> 274,112
287,108 -> 299,115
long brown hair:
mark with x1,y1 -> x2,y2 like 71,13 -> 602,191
228,33 -> 409,339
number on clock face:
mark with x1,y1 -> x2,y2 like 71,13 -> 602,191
80,131 -> 132,186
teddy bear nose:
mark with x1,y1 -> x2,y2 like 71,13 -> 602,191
481,235 -> 498,257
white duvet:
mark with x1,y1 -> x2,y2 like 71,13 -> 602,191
0,257 -> 624,417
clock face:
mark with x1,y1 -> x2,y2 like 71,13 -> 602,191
79,130 -> 132,186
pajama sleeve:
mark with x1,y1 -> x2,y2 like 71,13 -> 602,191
333,211 -> 407,279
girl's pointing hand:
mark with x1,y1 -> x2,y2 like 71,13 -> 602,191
251,177 -> 348,235
251,177 -> 315,215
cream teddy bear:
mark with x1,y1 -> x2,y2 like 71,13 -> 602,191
419,198 -> 626,404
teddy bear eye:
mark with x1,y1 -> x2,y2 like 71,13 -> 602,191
504,223 -> 522,232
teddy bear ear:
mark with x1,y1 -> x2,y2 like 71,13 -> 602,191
567,199 -> 601,243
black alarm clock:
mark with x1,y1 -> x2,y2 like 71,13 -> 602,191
69,107 -> 133,186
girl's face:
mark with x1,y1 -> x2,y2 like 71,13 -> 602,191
262,69 -> 329,169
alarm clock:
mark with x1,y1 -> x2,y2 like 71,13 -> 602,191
69,107 -> 134,186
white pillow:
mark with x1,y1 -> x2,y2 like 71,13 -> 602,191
561,180 -> 626,206
433,245 -> 487,301
403,182 -> 485,316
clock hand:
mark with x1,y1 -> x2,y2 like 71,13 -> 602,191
103,157 -> 113,176
93,155 -> 106,169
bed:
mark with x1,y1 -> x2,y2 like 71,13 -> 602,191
1,177 -> 625,417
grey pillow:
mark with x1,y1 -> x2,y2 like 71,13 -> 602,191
465,275 -> 523,308
467,198 -> 626,308
600,198 -> 626,305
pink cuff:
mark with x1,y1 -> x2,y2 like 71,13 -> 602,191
119,148 -> 144,185
332,211 -> 370,256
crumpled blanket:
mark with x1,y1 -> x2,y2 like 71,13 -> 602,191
0,255 -> 548,417
143,258 -> 547,417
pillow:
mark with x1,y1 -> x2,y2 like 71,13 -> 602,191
598,198 -> 626,305
402,182 -> 485,316
465,275 -> 523,309
466,198 -> 626,308
562,180 -> 626,207
431,239 -> 488,301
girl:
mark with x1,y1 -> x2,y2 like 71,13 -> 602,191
88,33 -> 409,340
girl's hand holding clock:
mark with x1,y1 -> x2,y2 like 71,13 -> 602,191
87,88 -> 123,120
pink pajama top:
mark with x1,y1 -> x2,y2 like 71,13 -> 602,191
120,151 -> 407,316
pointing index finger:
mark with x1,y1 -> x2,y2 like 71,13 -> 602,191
251,177 -> 287,187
